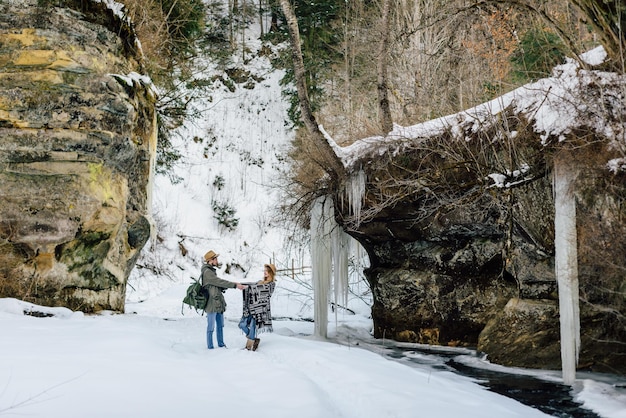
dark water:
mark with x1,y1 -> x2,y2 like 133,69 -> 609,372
358,340 -> 620,418
445,358 -> 599,418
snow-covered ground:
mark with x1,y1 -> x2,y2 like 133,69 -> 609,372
1,7 -> 625,418
2,291 -> 626,418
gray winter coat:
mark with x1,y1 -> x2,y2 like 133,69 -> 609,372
201,264 -> 236,313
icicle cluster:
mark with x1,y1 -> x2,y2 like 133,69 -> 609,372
310,195 -> 352,338
345,169 -> 366,226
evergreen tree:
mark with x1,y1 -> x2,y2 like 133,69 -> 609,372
511,28 -> 566,82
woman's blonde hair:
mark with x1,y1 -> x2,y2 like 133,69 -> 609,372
263,263 -> 276,283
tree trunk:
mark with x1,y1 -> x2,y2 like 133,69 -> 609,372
241,0 -> 246,61
377,0 -> 393,134
269,0 -> 279,32
229,0 -> 237,50
278,0 -> 345,182
343,0 -> 352,138
259,0 -> 264,37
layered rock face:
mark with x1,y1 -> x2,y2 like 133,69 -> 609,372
0,0 -> 156,312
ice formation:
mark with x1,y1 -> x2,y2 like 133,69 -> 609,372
310,196 -> 353,338
553,158 -> 580,385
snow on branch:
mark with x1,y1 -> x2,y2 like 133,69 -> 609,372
487,163 -> 532,189
607,158 -> 626,174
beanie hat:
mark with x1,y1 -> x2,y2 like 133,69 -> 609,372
204,250 -> 219,262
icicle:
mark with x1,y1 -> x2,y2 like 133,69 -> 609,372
346,169 -> 366,226
310,196 -> 333,338
332,223 -> 349,313
553,155 -> 580,385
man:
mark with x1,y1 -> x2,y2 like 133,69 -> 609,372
201,250 -> 246,349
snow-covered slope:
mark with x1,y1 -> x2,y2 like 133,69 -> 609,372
125,20 -> 372,321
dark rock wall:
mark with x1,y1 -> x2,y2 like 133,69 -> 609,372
343,140 -> 626,375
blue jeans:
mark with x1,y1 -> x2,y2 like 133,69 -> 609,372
238,316 -> 257,340
206,312 -> 225,349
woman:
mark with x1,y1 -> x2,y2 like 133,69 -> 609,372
239,263 -> 276,351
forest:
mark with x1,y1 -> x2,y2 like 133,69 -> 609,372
112,0 -> 625,209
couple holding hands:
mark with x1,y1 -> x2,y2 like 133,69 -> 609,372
200,250 -> 276,351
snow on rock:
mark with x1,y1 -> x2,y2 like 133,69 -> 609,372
580,46 -> 608,66
95,0 -> 125,17
93,0 -> 145,57
0,298 -> 83,319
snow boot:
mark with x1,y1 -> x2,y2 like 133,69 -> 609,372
245,338 -> 254,350
252,338 -> 260,351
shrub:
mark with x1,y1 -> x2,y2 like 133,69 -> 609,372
212,201 -> 239,231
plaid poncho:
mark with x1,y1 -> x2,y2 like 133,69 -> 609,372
241,282 -> 275,332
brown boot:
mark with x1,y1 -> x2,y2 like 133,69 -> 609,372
245,338 -> 254,350
252,338 -> 260,351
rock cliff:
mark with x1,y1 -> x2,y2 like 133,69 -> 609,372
0,0 -> 156,312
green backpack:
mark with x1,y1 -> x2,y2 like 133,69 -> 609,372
182,277 -> 209,315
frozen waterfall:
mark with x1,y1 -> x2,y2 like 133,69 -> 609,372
310,197 -> 333,338
310,195 -> 360,338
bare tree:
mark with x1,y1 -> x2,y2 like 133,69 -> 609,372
258,0 -> 264,36
229,0 -> 238,50
278,0 -> 345,182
